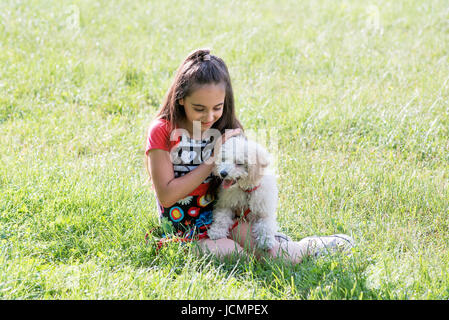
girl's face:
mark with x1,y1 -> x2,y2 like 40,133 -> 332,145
179,83 -> 225,134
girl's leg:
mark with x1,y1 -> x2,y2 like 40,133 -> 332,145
196,238 -> 244,259
230,222 -> 355,264
229,221 -> 257,253
269,235 -> 354,263
227,221 -> 354,264
267,240 -> 309,264
230,221 -> 308,264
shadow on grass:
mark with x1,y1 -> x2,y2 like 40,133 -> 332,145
133,231 -> 381,299
213,249 -> 381,300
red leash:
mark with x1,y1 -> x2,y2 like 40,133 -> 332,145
229,208 -> 251,231
155,231 -> 208,253
229,184 -> 260,231
145,228 -> 209,254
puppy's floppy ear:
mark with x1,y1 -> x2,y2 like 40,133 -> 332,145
246,141 -> 271,186
246,141 -> 270,167
255,143 -> 270,168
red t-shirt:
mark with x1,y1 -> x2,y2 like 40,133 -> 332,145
145,118 -> 179,155
145,118 -> 216,238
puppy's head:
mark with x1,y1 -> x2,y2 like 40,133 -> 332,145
213,135 -> 270,190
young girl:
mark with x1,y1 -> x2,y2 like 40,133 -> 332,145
145,49 -> 353,263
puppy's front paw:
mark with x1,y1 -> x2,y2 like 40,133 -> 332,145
256,235 -> 276,250
207,225 -> 229,240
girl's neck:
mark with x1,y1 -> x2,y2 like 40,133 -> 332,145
177,118 -> 191,136
178,118 -> 203,140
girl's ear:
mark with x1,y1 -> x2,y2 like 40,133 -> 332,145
178,98 -> 184,106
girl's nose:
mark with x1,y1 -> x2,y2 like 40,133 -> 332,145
206,112 -> 215,122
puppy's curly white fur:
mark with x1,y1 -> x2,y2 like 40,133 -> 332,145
207,135 -> 279,250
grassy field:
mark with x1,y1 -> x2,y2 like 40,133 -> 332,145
1,0 -> 449,299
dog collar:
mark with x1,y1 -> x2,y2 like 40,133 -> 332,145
243,185 -> 260,193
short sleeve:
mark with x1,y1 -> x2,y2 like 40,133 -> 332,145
145,119 -> 172,155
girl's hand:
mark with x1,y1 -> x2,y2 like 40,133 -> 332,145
206,128 -> 242,164
222,128 -> 242,144
148,128 -> 242,206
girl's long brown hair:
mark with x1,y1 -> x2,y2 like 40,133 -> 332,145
146,48 -> 243,195
156,48 -> 242,133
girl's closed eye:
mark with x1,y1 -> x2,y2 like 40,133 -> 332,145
194,106 -> 223,112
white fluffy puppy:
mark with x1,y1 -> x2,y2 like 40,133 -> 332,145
207,135 -> 279,250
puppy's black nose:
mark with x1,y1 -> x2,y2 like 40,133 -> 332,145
220,170 -> 228,178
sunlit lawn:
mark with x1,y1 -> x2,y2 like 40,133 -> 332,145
1,0 -> 448,299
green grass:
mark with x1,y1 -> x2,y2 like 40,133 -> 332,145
1,0 -> 448,299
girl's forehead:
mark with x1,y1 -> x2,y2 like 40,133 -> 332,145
187,83 -> 226,101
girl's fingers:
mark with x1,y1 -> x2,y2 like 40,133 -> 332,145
210,129 -> 242,163
223,128 -> 241,143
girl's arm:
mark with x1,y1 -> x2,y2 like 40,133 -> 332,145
147,128 -> 241,207
147,149 -> 215,207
